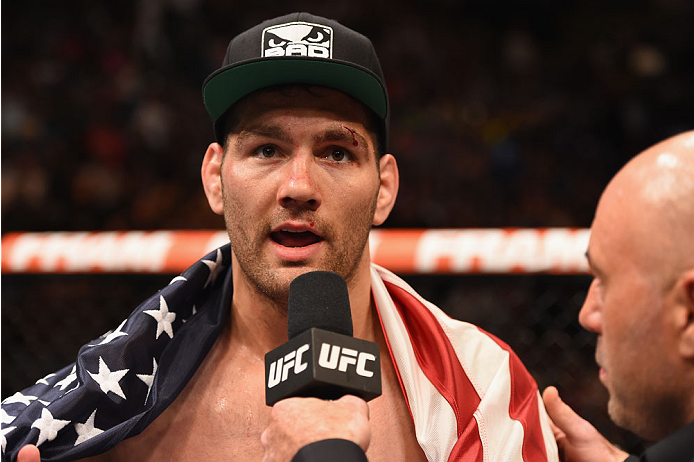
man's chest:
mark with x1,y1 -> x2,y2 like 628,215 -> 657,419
102,352 -> 270,460
102,340 -> 428,461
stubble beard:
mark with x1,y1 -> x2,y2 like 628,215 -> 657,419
607,361 -> 687,441
222,190 -> 379,307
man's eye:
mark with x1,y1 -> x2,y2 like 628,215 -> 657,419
255,145 -> 277,158
327,148 -> 349,162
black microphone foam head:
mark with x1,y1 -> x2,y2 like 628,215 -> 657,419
287,271 -> 353,339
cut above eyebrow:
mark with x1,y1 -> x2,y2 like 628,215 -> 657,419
315,128 -> 369,150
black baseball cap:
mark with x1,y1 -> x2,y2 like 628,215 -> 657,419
202,12 -> 389,150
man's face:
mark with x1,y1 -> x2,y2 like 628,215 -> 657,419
215,88 -> 389,303
579,181 -> 683,440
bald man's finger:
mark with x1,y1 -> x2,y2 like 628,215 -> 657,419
17,444 -> 41,462
542,387 -> 630,462
541,390 -> 566,441
542,386 -> 590,439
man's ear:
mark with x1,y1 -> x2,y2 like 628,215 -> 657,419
677,268 -> 694,359
201,142 -> 225,216
373,154 -> 399,226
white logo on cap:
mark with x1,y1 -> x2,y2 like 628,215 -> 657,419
262,22 -> 333,58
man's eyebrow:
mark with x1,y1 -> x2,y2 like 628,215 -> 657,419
585,250 -> 602,276
584,250 -> 593,268
235,124 -> 292,149
315,127 -> 369,150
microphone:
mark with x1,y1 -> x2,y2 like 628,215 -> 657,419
264,271 -> 382,406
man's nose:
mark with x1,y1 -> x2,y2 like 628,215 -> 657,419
277,152 -> 321,211
578,279 -> 603,334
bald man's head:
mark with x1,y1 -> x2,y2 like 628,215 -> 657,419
596,130 -> 694,287
579,130 -> 694,439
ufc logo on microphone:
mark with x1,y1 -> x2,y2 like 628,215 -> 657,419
318,343 -> 376,377
267,343 -> 309,388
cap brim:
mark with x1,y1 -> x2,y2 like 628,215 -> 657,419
203,59 -> 388,123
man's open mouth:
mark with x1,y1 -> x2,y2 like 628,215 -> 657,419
270,229 -> 323,248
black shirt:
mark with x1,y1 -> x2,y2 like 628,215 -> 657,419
624,421 -> 694,462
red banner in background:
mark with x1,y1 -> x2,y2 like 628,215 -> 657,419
1,229 -> 589,274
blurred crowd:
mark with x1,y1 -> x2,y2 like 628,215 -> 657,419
3,0 -> 693,233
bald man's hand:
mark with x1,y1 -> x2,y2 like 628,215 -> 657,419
261,395 -> 371,462
542,386 -> 630,462
17,444 -> 40,462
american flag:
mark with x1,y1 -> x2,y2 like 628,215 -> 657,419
1,245 -> 232,461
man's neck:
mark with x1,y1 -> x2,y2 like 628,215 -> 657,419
227,255 -> 380,357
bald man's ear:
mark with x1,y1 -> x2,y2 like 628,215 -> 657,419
201,142 -> 225,216
677,268 -> 694,360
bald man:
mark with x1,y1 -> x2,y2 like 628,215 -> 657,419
542,131 -> 694,462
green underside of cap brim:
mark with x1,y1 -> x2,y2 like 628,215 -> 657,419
203,60 -> 387,123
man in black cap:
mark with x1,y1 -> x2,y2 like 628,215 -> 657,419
2,13 -> 558,462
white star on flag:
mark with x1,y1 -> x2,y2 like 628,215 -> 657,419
136,358 -> 158,404
89,319 -> 128,346
202,248 -> 224,288
2,392 -> 37,406
74,410 -> 104,446
1,408 -> 15,424
54,366 -> 77,391
87,357 -> 129,399
36,373 -> 56,386
31,408 -> 70,447
169,275 -> 187,285
144,296 -> 176,339
1,426 -> 16,452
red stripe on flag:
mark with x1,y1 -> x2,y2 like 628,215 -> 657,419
449,418 -> 485,462
480,328 -> 549,461
383,281 -> 484,462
